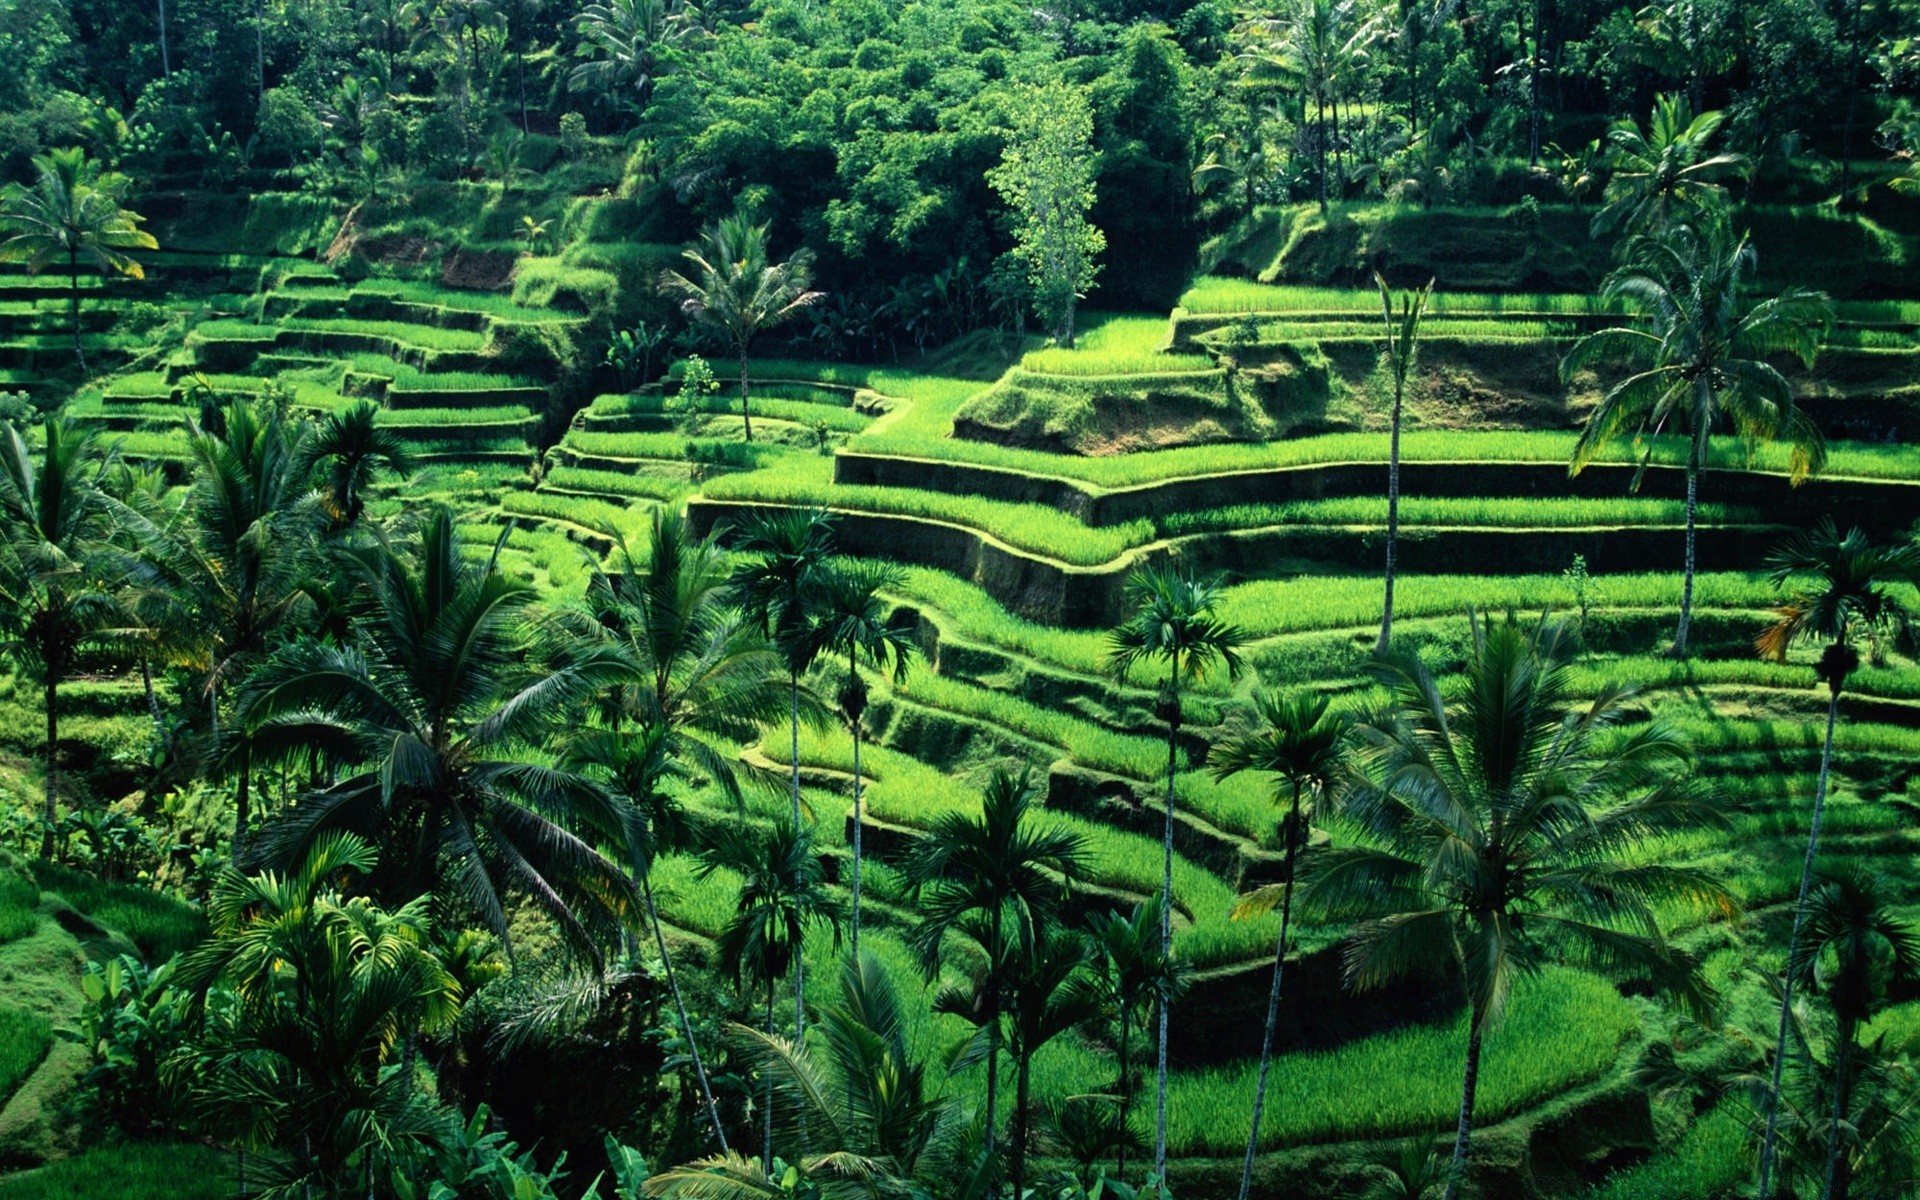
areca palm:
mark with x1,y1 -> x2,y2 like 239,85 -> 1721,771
904,767 -> 1088,1160
301,401 -> 414,528
1752,520 -> 1920,1200
0,418 -> 122,859
1208,691 -> 1349,1200
727,507 -> 838,826
1306,612 -> 1730,1200
0,147 -> 157,370
1107,562 -> 1242,1179
1373,272 -> 1433,653
817,558 -> 916,959
1591,94 -> 1746,240
1001,916 -> 1099,1198
239,507 -> 638,957
1084,893 -> 1186,1180
1561,214 -> 1831,657
561,721 -> 728,1154
658,214 -> 825,442
698,816 -> 840,1168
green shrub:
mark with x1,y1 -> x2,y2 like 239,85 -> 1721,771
510,257 -> 617,313
0,871 -> 36,944
0,1005 -> 52,1102
1585,1102 -> 1747,1200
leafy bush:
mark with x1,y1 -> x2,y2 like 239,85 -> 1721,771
510,257 -> 617,313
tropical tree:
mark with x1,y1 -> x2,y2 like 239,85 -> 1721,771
727,507 -> 838,826
1107,563 -> 1242,1180
1001,916 -> 1099,1198
0,147 -> 158,370
1084,893 -> 1185,1180
987,80 -> 1105,345
560,720 -> 728,1153
569,0 -> 701,115
1793,871 -> 1920,1200
1373,272 -> 1433,653
817,558 -> 916,959
0,418 -> 121,859
1305,612 -> 1729,1200
904,767 -> 1088,1162
239,507 -> 638,956
647,952 -> 985,1200
172,832 -> 461,1198
1208,691 -> 1349,1200
1752,520 -> 1920,1200
1591,94 -> 1747,240
658,213 -> 825,442
698,816 -> 840,1168
1560,214 -> 1831,657
300,401 -> 415,528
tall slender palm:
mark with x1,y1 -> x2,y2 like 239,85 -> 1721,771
1793,872 -> 1920,1200
239,507 -> 638,956
658,213 -> 825,442
728,507 -> 838,826
300,401 -> 414,528
648,952 -> 979,1200
817,558 -> 916,960
1752,520 -> 1920,1200
1208,691 -> 1349,1200
1561,214 -> 1831,657
904,767 -> 1089,1161
560,721 -> 728,1153
1373,272 -> 1433,653
0,418 -> 121,859
1084,893 -> 1187,1180
1306,612 -> 1729,1200
1000,915 -> 1099,1198
0,147 -> 157,370
1591,94 -> 1746,240
1108,563 -> 1243,1179
699,817 -> 841,1168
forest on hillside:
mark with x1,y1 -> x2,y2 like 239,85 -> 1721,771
1,0 -> 1920,1199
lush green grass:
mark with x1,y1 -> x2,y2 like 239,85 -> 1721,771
352,279 -> 577,323
28,863 -> 206,962
0,872 -> 38,945
1179,277 -> 1625,316
282,317 -> 487,351
0,1005 -> 52,1102
542,466 -> 691,503
0,1143 -> 234,1200
500,490 -> 649,543
1585,1101 -> 1747,1200
1159,968 -> 1638,1152
1158,496 -> 1758,537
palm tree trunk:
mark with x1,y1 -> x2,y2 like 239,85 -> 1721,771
69,249 -> 85,372
1824,1025 -> 1852,1200
987,906 -> 1002,1158
1155,678 -> 1178,1182
1838,0 -> 1862,207
1378,369 -> 1404,655
1012,1044 -> 1034,1197
157,0 -> 171,75
1526,0 -> 1544,166
1315,94 -> 1329,212
140,658 -> 165,743
1441,1015 -> 1485,1200
1236,785 -> 1302,1200
645,874 -> 729,1154
1669,459 -> 1699,658
788,669 -> 802,824
764,977 -> 776,1167
739,350 -> 753,443
1758,684 -> 1843,1200
850,713 -> 864,962
233,743 -> 253,857
39,676 -> 58,860
1116,1017 -> 1132,1178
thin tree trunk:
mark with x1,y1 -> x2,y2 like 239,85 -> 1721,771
232,743 -> 253,858
1155,678 -> 1178,1181
157,0 -> 171,76
1670,459 -> 1698,657
850,716 -> 864,961
1236,785 -> 1301,1200
39,677 -> 58,860
1757,686 -> 1842,1200
1331,94 -> 1344,202
1379,359 -> 1405,654
140,658 -> 164,742
1527,0 -> 1544,166
1838,0 -> 1863,207
986,906 -> 1002,1158
739,351 -> 753,443
1012,1046 -> 1034,1197
1441,1016 -> 1485,1200
1824,1025 -> 1851,1200
1116,1018 -> 1131,1178
1316,94 -> 1329,212
70,250 -> 85,372
788,669 -> 802,824
645,874 -> 729,1153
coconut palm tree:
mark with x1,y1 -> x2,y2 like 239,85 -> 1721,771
698,816 -> 840,1168
1591,93 -> 1746,240
568,0 -> 702,115
172,832 -> 460,1198
1793,872 -> 1920,1200
1107,562 -> 1243,1179
0,418 -> 123,859
1001,915 -> 1099,1198
1084,893 -> 1186,1180
658,213 -> 825,442
0,147 -> 158,370
560,720 -> 728,1153
905,767 -> 1088,1161
1373,272 -> 1433,653
1752,520 -> 1920,1200
1305,612 -> 1730,1200
1560,213 -> 1831,657
817,558 -> 916,960
239,507 -> 639,956
300,401 -> 415,528
1208,690 -> 1349,1200
727,507 -> 838,826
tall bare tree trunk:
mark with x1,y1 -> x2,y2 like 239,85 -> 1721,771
39,677 -> 59,860
1236,784 -> 1302,1200
1441,1017 -> 1485,1200
645,874 -> 729,1153
1154,678 -> 1179,1181
739,349 -> 754,442
157,0 -> 171,76
1378,368 -> 1405,654
1670,461 -> 1698,657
